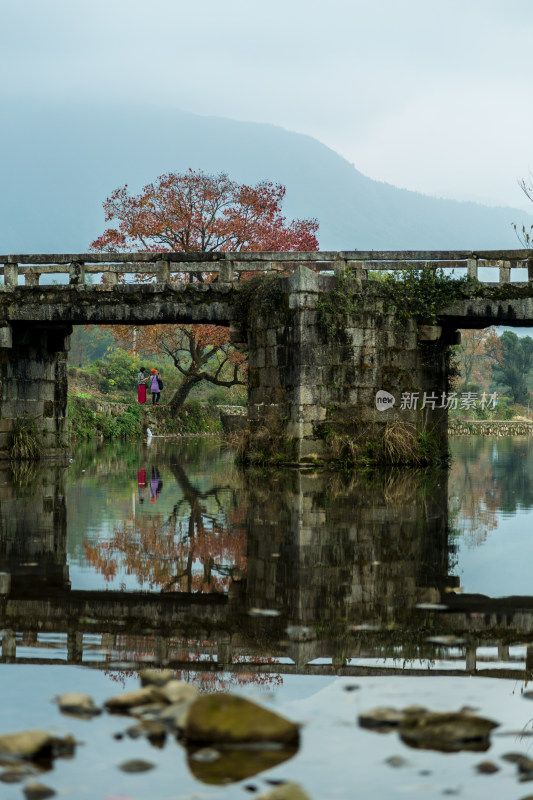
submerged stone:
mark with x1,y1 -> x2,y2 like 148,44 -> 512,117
0,731 -> 75,762
118,759 -> 155,773
385,755 -> 409,768
105,686 -> 164,713
399,710 -> 499,752
140,669 -> 176,687
0,765 -> 35,783
158,700 -> 195,732
358,707 -> 424,732
126,721 -> 167,747
57,692 -> 101,718
475,760 -> 499,774
502,752 -> 532,765
183,693 -> 300,745
127,703 -> 167,720
23,781 -> 56,800
256,782 -> 311,800
159,680 -> 198,705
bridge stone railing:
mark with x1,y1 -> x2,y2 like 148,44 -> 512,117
1,249 -> 533,286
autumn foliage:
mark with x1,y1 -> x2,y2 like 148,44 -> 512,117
92,170 -> 319,253
91,171 -> 319,407
455,327 -> 501,391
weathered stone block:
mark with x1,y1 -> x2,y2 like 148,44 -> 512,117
300,405 -> 327,423
288,292 -> 319,310
0,325 -> 12,348
418,325 -> 442,342
285,265 -> 321,295
286,421 -> 314,438
41,417 -> 64,432
4,264 -> 18,288
363,328 -> 377,347
274,346 -> 288,367
255,348 -> 266,369
266,329 -> 277,347
0,572 -> 10,594
16,382 -> 43,402
297,438 -> 326,460
294,385 -> 319,405
265,346 -> 279,367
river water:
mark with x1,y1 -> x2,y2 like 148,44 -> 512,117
1,435 -> 533,799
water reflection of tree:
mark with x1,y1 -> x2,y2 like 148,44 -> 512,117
450,437 -> 533,547
103,633 -> 282,691
84,462 -> 247,593
449,439 -> 500,547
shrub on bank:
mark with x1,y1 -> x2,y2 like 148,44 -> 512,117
68,396 -> 142,440
67,395 -> 222,440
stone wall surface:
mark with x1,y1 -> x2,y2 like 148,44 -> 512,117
247,266 -> 453,463
0,324 -> 71,458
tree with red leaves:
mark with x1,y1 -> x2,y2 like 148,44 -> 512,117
91,170 -> 319,409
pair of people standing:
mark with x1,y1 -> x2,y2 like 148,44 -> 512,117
137,367 -> 163,405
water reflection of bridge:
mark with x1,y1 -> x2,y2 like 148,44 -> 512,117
0,589 -> 533,680
3,584 -> 533,678
2,459 -> 533,679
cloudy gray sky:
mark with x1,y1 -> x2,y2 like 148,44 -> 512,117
2,0 -> 533,209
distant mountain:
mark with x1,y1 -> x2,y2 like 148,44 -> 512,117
1,99 -> 531,253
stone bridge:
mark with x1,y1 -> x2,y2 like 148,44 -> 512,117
1,249 -> 532,461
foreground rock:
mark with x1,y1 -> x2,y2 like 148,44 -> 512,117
104,686 -> 165,713
399,710 -> 498,752
359,706 -> 499,752
0,731 -> 75,763
57,692 -> 101,718
23,781 -> 56,800
0,765 -> 36,783
140,669 -> 176,687
126,720 -> 166,748
118,759 -> 155,773
159,680 -> 198,705
358,706 -> 426,733
183,694 -> 300,745
256,783 -> 311,800
105,681 -> 198,717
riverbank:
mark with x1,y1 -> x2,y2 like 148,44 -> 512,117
67,395 -> 222,440
448,419 -> 533,436
68,395 -> 533,444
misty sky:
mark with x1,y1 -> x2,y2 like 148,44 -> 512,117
2,0 -> 533,210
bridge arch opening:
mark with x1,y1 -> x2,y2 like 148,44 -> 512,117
67,321 -> 248,417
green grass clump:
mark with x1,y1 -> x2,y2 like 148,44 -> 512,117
9,414 -> 43,461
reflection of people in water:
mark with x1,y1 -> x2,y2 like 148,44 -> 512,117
137,468 -> 147,504
150,467 -> 163,503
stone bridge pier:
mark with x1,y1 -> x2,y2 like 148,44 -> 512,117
0,323 -> 71,457
246,266 -> 457,463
